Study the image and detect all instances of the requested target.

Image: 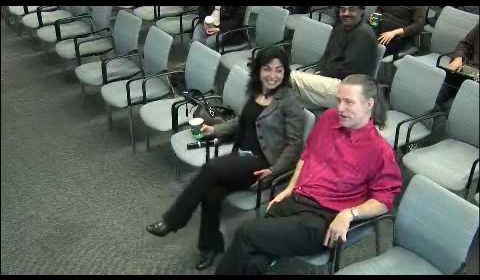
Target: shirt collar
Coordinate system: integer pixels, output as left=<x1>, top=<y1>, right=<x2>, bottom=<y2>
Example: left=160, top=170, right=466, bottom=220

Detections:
left=331, top=114, right=375, bottom=143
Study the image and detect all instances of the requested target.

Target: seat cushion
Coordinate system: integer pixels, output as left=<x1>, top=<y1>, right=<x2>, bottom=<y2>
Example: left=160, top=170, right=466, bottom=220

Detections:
left=101, top=77, right=171, bottom=108
left=394, top=53, right=450, bottom=69
left=379, top=110, right=431, bottom=148
left=336, top=246, right=442, bottom=275
left=402, top=139, right=479, bottom=191
left=75, top=58, right=141, bottom=86
left=56, top=36, right=113, bottom=60
left=22, top=9, right=72, bottom=29
left=140, top=97, right=193, bottom=132
left=220, top=49, right=252, bottom=71
left=8, top=6, right=39, bottom=16
left=170, top=129, right=234, bottom=167
left=37, top=21, right=91, bottom=43
left=133, top=6, right=155, bottom=21
left=286, top=14, right=309, bottom=30
left=155, top=13, right=197, bottom=35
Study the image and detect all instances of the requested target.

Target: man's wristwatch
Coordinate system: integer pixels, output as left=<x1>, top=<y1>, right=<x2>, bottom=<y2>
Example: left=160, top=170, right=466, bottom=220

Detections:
left=350, top=207, right=360, bottom=220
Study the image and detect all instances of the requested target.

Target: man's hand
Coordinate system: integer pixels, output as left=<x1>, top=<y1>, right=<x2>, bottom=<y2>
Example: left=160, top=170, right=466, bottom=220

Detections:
left=447, top=57, right=464, bottom=72
left=253, top=168, right=272, bottom=180
left=323, top=209, right=353, bottom=248
left=266, top=189, right=291, bottom=212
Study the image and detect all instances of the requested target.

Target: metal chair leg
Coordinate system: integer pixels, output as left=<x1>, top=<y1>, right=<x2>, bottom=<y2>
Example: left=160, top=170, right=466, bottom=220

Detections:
left=128, top=106, right=136, bottom=153
left=145, top=128, right=150, bottom=152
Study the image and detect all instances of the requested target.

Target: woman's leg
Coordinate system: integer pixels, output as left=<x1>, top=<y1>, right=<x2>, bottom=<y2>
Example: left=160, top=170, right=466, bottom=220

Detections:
left=197, top=154, right=269, bottom=252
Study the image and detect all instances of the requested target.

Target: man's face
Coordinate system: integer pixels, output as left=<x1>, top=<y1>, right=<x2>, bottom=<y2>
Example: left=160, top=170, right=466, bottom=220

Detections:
left=338, top=6, right=363, bottom=30
left=335, top=84, right=373, bottom=130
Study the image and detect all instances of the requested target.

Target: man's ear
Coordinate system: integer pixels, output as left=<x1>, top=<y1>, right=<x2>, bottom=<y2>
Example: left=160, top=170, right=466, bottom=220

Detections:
left=368, top=97, right=374, bottom=110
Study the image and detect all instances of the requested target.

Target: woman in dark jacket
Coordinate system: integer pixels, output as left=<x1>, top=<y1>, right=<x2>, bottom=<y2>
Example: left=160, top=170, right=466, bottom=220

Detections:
left=192, top=6, right=246, bottom=49
left=145, top=47, right=305, bottom=271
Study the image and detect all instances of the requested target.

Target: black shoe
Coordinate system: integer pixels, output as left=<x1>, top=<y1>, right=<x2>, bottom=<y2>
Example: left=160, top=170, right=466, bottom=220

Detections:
left=195, top=250, right=218, bottom=271
left=146, top=220, right=173, bottom=237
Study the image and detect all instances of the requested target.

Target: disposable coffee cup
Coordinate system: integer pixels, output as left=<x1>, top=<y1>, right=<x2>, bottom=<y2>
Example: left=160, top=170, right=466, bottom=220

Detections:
left=204, top=16, right=215, bottom=28
left=189, top=117, right=204, bottom=140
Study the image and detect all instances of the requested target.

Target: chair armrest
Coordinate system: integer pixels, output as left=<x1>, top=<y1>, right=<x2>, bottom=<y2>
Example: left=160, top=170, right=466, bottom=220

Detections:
left=393, top=110, right=440, bottom=151
left=296, top=61, right=321, bottom=72
left=217, top=25, right=255, bottom=54
left=54, top=14, right=93, bottom=41
left=403, top=111, right=448, bottom=149
left=436, top=52, right=454, bottom=68
left=73, top=30, right=112, bottom=65
left=331, top=213, right=396, bottom=273
left=36, top=6, right=59, bottom=27
left=466, top=159, right=480, bottom=200
left=128, top=69, right=185, bottom=106
left=309, top=6, right=333, bottom=22
left=101, top=49, right=142, bottom=84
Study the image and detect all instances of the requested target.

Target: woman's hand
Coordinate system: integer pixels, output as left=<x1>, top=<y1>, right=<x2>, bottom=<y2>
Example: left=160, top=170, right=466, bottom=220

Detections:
left=200, top=124, right=215, bottom=136
left=266, top=188, right=291, bottom=212
left=203, top=23, right=220, bottom=35
left=378, top=29, right=402, bottom=46
left=447, top=57, right=464, bottom=72
left=253, top=168, right=272, bottom=179
left=323, top=209, right=353, bottom=248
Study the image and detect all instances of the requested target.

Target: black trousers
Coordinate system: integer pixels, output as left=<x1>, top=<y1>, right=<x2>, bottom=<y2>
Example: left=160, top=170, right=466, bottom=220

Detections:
left=162, top=153, right=269, bottom=252
left=215, top=195, right=336, bottom=274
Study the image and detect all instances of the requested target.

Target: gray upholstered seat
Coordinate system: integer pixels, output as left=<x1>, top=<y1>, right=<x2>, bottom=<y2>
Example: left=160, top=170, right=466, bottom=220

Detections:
left=394, top=6, right=478, bottom=68
left=288, top=17, right=332, bottom=71
left=154, top=9, right=198, bottom=35
left=226, top=108, right=317, bottom=211
left=139, top=42, right=221, bottom=150
left=21, top=7, right=72, bottom=29
left=378, top=55, right=445, bottom=149
left=170, top=66, right=250, bottom=167
left=55, top=6, right=113, bottom=60
left=133, top=6, right=183, bottom=21
left=101, top=26, right=174, bottom=151
left=74, top=10, right=142, bottom=92
left=402, top=80, right=479, bottom=197
left=36, top=6, right=91, bottom=44
left=220, top=6, right=289, bottom=71
left=336, top=175, right=479, bottom=275
left=8, top=6, right=39, bottom=16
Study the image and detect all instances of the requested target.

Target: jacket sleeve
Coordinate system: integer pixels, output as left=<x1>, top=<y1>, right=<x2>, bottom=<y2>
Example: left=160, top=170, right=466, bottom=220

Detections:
left=402, top=6, right=427, bottom=37
left=269, top=94, right=305, bottom=175
left=452, top=24, right=478, bottom=62
left=213, top=116, right=239, bottom=139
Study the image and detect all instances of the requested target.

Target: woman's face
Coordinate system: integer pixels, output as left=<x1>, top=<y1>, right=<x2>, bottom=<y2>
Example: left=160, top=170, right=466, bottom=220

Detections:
left=260, top=58, right=285, bottom=93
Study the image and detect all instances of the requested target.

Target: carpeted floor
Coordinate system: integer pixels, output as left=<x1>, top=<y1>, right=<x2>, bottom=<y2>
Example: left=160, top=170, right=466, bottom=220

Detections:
left=1, top=16, right=478, bottom=275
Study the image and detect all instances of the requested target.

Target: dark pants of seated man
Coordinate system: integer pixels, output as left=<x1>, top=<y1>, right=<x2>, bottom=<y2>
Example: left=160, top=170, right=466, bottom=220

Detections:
left=215, top=194, right=337, bottom=274
left=162, top=153, right=269, bottom=253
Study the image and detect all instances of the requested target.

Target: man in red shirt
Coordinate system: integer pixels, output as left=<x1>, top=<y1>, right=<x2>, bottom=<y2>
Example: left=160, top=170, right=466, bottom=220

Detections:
left=215, top=74, right=403, bottom=274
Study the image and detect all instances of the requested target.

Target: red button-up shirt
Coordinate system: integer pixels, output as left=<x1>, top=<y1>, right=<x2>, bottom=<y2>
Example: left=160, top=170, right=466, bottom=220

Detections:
left=294, top=109, right=403, bottom=212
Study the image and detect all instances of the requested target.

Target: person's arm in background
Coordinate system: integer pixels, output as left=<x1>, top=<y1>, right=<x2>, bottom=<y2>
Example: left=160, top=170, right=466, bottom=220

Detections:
left=448, top=24, right=478, bottom=71
left=378, top=6, right=426, bottom=46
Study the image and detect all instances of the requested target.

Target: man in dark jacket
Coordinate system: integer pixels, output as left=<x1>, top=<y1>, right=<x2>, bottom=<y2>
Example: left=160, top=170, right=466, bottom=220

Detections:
left=192, top=6, right=246, bottom=50
left=290, top=6, right=378, bottom=110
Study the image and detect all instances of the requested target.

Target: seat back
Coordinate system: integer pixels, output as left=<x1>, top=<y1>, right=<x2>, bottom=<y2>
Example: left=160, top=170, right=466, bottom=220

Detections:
left=222, top=65, right=250, bottom=115
left=446, top=80, right=480, bottom=147
left=185, top=41, right=221, bottom=93
left=68, top=6, right=89, bottom=16
left=142, top=26, right=173, bottom=75
left=112, top=10, right=142, bottom=55
left=372, top=44, right=386, bottom=79
left=291, top=17, right=332, bottom=67
left=303, top=108, right=316, bottom=143
left=255, top=6, right=289, bottom=48
left=396, top=175, right=479, bottom=274
left=430, top=6, right=479, bottom=54
left=390, top=55, right=445, bottom=117
left=90, top=6, right=113, bottom=30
